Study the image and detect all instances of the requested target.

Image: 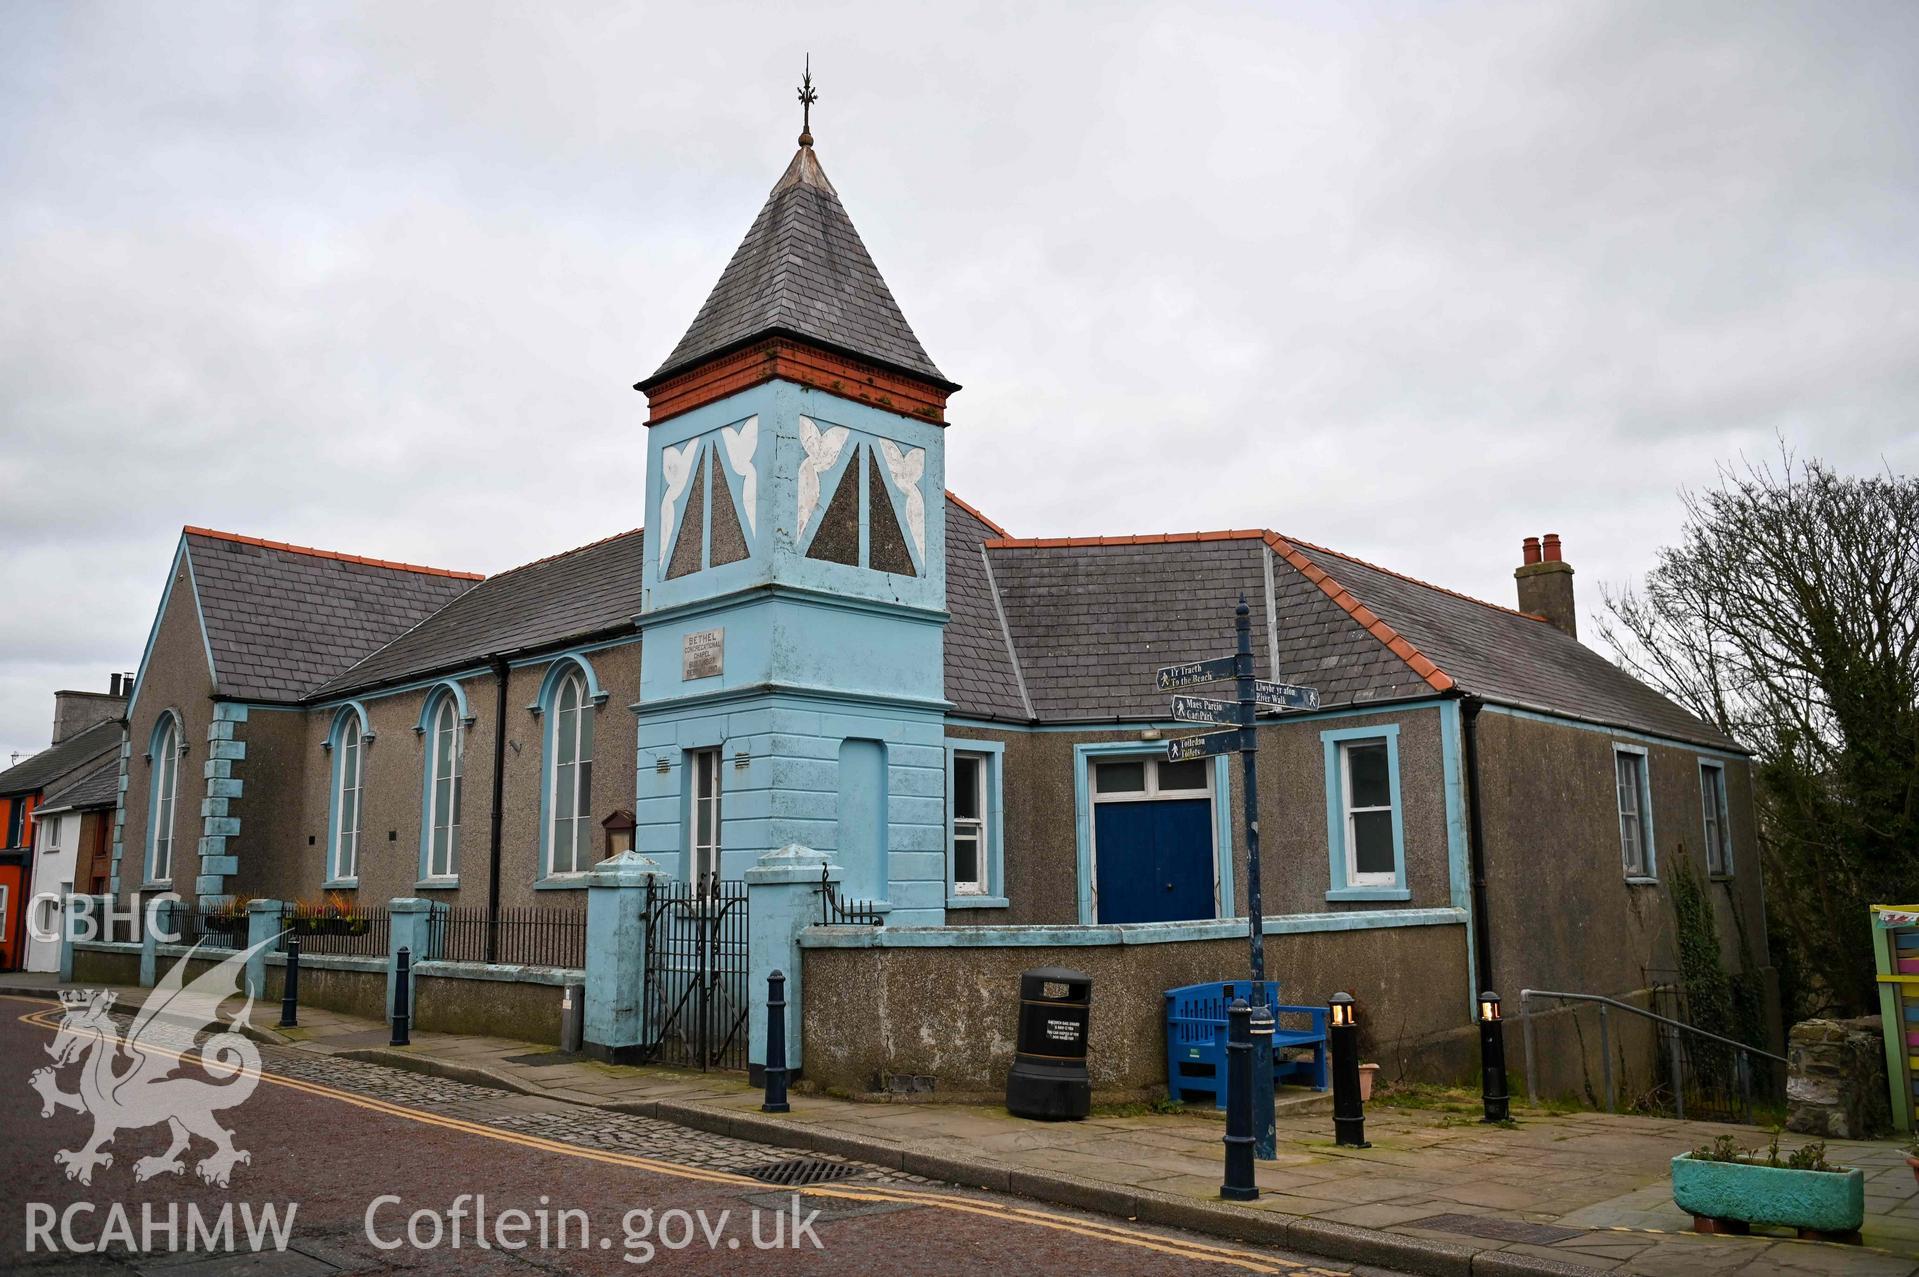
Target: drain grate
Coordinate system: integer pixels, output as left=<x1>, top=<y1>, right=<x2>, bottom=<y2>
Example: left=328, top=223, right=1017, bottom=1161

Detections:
left=748, top=1157, right=867, bottom=1187
left=1406, top=1213, right=1585, bottom=1246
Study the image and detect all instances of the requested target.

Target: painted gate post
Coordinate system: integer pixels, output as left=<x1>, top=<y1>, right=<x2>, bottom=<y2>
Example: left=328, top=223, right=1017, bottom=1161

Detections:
left=388, top=898, right=435, bottom=1026
left=57, top=893, right=101, bottom=983
left=139, top=895, right=182, bottom=987
left=584, top=850, right=665, bottom=1062
left=746, top=844, right=838, bottom=1082
left=244, top=898, right=284, bottom=1001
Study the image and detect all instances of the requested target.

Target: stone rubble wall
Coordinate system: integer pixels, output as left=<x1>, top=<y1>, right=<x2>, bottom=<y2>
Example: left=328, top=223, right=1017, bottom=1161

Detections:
left=1785, top=1015, right=1890, bottom=1139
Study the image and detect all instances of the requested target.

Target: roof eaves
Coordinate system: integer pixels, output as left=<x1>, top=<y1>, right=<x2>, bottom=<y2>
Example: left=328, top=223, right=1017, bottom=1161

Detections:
left=182, top=526, right=484, bottom=581
left=638, top=325, right=960, bottom=395
left=1476, top=693, right=1748, bottom=756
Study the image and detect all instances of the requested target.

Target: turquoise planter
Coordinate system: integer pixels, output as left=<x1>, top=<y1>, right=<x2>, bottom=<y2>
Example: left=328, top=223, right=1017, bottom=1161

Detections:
left=1670, top=1153, right=1865, bottom=1233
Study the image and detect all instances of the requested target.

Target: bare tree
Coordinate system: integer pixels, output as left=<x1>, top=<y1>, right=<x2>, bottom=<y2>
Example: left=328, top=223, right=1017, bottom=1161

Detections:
left=1599, top=451, right=1919, bottom=1015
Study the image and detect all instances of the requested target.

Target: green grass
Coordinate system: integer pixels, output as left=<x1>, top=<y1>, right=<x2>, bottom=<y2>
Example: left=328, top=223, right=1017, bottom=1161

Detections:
left=1088, top=1096, right=1193, bottom=1118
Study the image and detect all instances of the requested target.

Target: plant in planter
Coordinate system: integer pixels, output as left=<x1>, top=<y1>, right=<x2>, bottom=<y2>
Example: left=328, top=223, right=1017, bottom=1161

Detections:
left=200, top=894, right=254, bottom=934
left=1671, top=1130, right=1865, bottom=1243
left=286, top=892, right=372, bottom=937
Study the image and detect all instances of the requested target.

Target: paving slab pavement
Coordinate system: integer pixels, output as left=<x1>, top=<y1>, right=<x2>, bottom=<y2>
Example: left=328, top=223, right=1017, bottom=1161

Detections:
left=6, top=972, right=1913, bottom=1277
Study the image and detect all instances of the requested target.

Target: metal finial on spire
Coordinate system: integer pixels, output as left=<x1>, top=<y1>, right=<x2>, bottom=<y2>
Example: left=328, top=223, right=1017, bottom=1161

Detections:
left=797, top=54, right=817, bottom=148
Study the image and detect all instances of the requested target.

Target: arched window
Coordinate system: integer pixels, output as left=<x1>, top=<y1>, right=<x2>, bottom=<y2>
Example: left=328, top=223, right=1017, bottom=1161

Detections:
left=546, top=668, right=594, bottom=875
left=423, top=694, right=462, bottom=881
left=147, top=714, right=181, bottom=883
left=330, top=712, right=365, bottom=882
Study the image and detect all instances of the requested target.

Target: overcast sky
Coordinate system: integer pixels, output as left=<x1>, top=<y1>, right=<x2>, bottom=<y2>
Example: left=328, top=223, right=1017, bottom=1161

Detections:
left=3, top=1, right=1915, bottom=763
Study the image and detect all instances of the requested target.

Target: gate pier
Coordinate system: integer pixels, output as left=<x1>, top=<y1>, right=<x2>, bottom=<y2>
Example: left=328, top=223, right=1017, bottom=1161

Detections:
left=747, top=844, right=840, bottom=1084
left=583, top=850, right=665, bottom=1063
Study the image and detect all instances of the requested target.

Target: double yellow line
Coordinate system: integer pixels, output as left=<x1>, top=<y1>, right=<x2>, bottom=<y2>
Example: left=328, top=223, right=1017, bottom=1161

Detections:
left=12, top=1001, right=1339, bottom=1275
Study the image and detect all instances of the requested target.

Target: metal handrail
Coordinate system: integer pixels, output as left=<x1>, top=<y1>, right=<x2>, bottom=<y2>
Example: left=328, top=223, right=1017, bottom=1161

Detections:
left=1519, top=987, right=1784, bottom=1120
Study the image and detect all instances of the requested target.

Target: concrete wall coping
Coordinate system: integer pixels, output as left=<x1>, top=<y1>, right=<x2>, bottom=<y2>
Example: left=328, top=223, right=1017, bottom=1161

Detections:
left=73, top=941, right=143, bottom=955
left=414, top=959, right=583, bottom=986
left=800, top=907, right=1468, bottom=949
left=263, top=952, right=386, bottom=974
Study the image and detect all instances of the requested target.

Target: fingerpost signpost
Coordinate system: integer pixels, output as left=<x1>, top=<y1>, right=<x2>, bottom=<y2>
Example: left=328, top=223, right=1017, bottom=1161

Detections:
left=1158, top=595, right=1319, bottom=1164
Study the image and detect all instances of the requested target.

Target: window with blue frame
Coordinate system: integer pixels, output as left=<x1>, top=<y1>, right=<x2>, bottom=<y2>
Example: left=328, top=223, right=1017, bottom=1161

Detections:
left=946, top=741, right=1005, bottom=907
left=328, top=710, right=365, bottom=883
left=1699, top=760, right=1732, bottom=878
left=545, top=668, right=595, bottom=876
left=147, top=712, right=182, bottom=883
left=1321, top=724, right=1407, bottom=901
left=422, top=693, right=462, bottom=881
left=1615, top=744, right=1655, bottom=880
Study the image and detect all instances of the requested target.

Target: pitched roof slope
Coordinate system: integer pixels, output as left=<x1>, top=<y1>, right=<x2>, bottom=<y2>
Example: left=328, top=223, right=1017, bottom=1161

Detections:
left=37, top=757, right=121, bottom=813
left=987, top=538, right=1287, bottom=721
left=973, top=529, right=1735, bottom=747
left=645, top=146, right=949, bottom=387
left=944, top=496, right=1028, bottom=720
left=186, top=529, right=480, bottom=703
left=0, top=719, right=120, bottom=797
left=313, top=528, right=647, bottom=698
left=1294, top=542, right=1736, bottom=749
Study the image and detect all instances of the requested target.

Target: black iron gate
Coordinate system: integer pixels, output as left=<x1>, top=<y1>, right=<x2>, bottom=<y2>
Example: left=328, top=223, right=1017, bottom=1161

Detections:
left=639, top=876, right=748, bottom=1071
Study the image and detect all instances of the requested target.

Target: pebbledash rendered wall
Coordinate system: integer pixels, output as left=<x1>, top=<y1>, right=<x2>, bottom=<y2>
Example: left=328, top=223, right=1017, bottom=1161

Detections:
left=799, top=917, right=1476, bottom=1098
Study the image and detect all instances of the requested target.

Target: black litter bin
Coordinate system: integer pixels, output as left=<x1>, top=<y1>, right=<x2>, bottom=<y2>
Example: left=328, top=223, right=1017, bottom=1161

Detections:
left=1005, top=967, right=1092, bottom=1120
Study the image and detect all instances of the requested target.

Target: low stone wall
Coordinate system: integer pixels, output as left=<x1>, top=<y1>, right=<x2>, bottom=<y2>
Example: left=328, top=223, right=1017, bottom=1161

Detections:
left=263, top=954, right=387, bottom=1023
left=413, top=963, right=579, bottom=1045
left=1787, top=1016, right=1890, bottom=1138
left=800, top=919, right=1473, bottom=1098
left=71, top=943, right=140, bottom=987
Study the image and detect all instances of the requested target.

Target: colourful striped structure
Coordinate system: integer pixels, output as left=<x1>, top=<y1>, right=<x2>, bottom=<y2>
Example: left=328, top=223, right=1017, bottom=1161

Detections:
left=1871, top=903, right=1919, bottom=1133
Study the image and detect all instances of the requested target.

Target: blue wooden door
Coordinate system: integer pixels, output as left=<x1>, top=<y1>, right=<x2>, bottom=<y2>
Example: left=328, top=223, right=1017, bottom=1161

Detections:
left=1094, top=799, right=1214, bottom=924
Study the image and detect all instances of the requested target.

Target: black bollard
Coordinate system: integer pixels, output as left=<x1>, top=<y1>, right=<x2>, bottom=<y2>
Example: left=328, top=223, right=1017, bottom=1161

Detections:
left=762, top=969, right=791, bottom=1114
left=1221, top=998, right=1258, bottom=1201
left=1329, top=992, right=1370, bottom=1148
left=279, top=935, right=300, bottom=1028
left=1479, top=991, right=1509, bottom=1123
left=390, top=946, right=411, bottom=1047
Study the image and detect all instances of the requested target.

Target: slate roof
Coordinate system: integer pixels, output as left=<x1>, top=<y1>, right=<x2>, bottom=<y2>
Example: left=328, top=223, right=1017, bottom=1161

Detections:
left=36, top=757, right=121, bottom=813
left=186, top=529, right=481, bottom=703
left=0, top=719, right=121, bottom=797
left=643, top=146, right=951, bottom=389
left=1298, top=541, right=1736, bottom=748
left=312, top=528, right=648, bottom=698
left=944, top=496, right=1030, bottom=721
left=977, top=530, right=1738, bottom=750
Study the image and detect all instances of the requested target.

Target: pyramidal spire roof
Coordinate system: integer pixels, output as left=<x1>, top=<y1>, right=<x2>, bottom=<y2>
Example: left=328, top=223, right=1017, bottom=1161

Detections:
left=643, top=145, right=953, bottom=390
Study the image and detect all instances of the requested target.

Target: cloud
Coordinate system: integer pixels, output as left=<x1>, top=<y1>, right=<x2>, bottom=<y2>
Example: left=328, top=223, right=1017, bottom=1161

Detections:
left=1, top=0, right=1914, bottom=760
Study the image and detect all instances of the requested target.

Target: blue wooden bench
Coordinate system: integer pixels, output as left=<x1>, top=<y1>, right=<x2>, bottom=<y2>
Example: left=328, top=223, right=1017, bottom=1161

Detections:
left=1165, top=980, right=1330, bottom=1108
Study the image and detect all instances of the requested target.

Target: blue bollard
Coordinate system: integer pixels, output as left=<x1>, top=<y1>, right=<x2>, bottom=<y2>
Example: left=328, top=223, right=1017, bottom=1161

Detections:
left=1221, top=998, right=1258, bottom=1201
left=762, top=969, right=790, bottom=1114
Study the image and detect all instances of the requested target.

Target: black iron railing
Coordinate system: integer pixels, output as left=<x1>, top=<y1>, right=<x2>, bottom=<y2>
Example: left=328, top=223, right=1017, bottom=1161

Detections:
left=1519, top=988, right=1785, bottom=1123
left=281, top=903, right=389, bottom=958
left=430, top=904, right=587, bottom=969
left=174, top=905, right=245, bottom=950
left=817, top=865, right=885, bottom=926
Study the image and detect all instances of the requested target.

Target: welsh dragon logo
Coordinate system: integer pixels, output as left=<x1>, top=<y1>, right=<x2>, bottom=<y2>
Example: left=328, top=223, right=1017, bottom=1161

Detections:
left=29, top=939, right=269, bottom=1187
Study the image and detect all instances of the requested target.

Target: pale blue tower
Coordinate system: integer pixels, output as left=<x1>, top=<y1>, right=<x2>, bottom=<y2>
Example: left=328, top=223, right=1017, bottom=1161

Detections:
left=631, top=117, right=961, bottom=928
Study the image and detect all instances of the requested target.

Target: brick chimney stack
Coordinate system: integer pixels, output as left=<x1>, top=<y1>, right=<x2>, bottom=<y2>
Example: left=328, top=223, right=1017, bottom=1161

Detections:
left=1515, top=533, right=1577, bottom=639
